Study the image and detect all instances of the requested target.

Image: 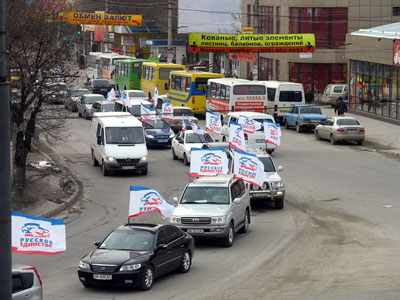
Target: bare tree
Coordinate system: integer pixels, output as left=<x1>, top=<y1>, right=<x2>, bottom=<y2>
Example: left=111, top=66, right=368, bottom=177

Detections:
left=7, top=0, right=76, bottom=196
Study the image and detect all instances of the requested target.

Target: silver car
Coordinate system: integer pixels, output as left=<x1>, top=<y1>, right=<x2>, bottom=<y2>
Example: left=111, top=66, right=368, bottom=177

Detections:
left=77, top=94, right=105, bottom=120
left=170, top=174, right=251, bottom=247
left=315, top=117, right=365, bottom=145
left=89, top=100, right=115, bottom=119
left=12, top=264, right=43, bottom=300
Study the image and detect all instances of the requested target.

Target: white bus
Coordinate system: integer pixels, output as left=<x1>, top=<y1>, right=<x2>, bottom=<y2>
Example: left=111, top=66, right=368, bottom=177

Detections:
left=98, top=53, right=132, bottom=86
left=206, top=78, right=267, bottom=116
left=259, top=81, right=305, bottom=122
left=86, top=52, right=102, bottom=82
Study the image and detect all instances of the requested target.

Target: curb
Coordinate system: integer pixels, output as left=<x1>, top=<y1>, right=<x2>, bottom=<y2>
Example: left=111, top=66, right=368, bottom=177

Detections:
left=36, top=142, right=83, bottom=219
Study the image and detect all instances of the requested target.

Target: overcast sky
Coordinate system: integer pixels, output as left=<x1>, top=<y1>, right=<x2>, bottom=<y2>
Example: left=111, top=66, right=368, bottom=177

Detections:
left=178, top=0, right=241, bottom=34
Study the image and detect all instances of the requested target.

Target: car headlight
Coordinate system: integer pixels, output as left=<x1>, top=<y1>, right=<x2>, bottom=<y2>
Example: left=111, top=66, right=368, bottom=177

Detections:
left=170, top=216, right=181, bottom=224
left=169, top=133, right=175, bottom=138
left=78, top=261, right=90, bottom=269
left=140, top=156, right=147, bottom=162
left=119, top=263, right=141, bottom=272
left=211, top=216, right=226, bottom=224
left=106, top=156, right=116, bottom=162
left=146, top=135, right=155, bottom=139
left=270, top=181, right=284, bottom=189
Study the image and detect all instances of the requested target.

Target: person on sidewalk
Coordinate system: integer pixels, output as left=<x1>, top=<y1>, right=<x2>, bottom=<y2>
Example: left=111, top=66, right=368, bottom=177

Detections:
left=335, top=97, right=347, bottom=117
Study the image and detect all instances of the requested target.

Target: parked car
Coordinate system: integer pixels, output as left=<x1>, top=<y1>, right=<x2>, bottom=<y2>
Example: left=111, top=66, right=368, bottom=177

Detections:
left=315, top=116, right=365, bottom=145
left=320, top=84, right=348, bottom=107
left=77, top=223, right=194, bottom=290
left=221, top=111, right=276, bottom=154
left=167, top=106, right=198, bottom=133
left=12, top=264, right=43, bottom=300
left=170, top=174, right=251, bottom=247
left=86, top=79, right=112, bottom=97
left=89, top=100, right=115, bottom=119
left=245, top=149, right=285, bottom=209
left=142, top=118, right=175, bottom=147
left=43, top=82, right=68, bottom=104
left=123, top=89, right=148, bottom=101
left=283, top=105, right=327, bottom=133
left=77, top=94, right=105, bottom=119
left=171, top=130, right=214, bottom=165
left=65, top=88, right=91, bottom=112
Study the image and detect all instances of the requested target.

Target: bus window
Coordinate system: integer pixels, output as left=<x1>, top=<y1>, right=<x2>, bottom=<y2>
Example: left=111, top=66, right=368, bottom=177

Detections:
left=220, top=85, right=226, bottom=100
left=267, top=88, right=276, bottom=101
left=180, top=77, right=186, bottom=91
left=210, top=82, right=217, bottom=97
left=215, top=84, right=221, bottom=99
left=185, top=77, right=191, bottom=92
left=226, top=86, right=231, bottom=100
left=133, top=63, right=142, bottom=77
left=233, top=85, right=266, bottom=95
left=159, top=68, right=183, bottom=80
left=195, top=77, right=208, bottom=92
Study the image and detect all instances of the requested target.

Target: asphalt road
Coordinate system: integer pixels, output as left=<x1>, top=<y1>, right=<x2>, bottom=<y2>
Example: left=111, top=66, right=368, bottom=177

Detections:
left=13, top=114, right=400, bottom=300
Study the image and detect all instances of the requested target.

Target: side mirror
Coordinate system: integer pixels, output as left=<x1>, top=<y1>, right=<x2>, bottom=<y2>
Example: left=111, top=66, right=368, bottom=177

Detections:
left=172, top=197, right=178, bottom=204
left=94, top=241, right=101, bottom=247
left=277, top=166, right=283, bottom=172
left=233, top=197, right=241, bottom=204
left=96, top=136, right=101, bottom=145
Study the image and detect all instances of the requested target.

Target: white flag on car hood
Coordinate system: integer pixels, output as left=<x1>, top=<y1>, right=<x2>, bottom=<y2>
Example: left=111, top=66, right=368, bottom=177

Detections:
left=190, top=148, right=229, bottom=177
left=206, top=110, right=222, bottom=134
left=233, top=149, right=266, bottom=188
left=229, top=121, right=246, bottom=151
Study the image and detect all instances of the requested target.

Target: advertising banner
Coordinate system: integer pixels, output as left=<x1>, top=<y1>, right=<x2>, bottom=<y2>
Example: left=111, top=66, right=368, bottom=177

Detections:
left=161, top=102, right=173, bottom=120
left=228, top=53, right=256, bottom=62
left=264, top=121, right=281, bottom=147
left=206, top=110, right=222, bottom=134
left=238, top=115, right=262, bottom=134
left=229, top=122, right=246, bottom=151
left=394, top=41, right=400, bottom=66
left=233, top=149, right=266, bottom=188
left=129, top=187, right=174, bottom=219
left=12, top=212, right=66, bottom=255
left=65, top=12, right=142, bottom=26
left=190, top=148, right=229, bottom=177
left=189, top=33, right=315, bottom=53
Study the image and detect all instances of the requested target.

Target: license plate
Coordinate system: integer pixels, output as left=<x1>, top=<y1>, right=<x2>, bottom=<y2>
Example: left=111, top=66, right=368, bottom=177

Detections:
left=313, top=120, right=321, bottom=123
left=256, top=139, right=265, bottom=143
left=93, top=274, right=112, bottom=280
left=122, top=166, right=136, bottom=170
left=187, top=229, right=204, bottom=234
left=158, top=139, right=168, bottom=143
left=256, top=193, right=269, bottom=197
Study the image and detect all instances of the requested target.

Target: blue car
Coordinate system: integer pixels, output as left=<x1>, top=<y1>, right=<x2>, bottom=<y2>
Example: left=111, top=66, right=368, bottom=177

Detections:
left=283, top=105, right=327, bottom=133
left=142, top=119, right=175, bottom=147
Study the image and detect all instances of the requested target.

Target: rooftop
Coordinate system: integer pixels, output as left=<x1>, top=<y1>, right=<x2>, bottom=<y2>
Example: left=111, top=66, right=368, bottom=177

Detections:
left=351, top=22, right=400, bottom=40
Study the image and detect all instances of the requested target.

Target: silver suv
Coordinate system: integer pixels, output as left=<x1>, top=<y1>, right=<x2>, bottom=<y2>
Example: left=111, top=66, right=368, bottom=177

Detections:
left=12, top=264, right=43, bottom=300
left=170, top=174, right=251, bottom=247
left=247, top=149, right=285, bottom=209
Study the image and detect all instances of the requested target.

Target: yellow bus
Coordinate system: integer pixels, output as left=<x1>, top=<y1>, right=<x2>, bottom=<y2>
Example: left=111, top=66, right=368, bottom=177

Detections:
left=167, top=71, right=224, bottom=115
left=141, top=62, right=186, bottom=99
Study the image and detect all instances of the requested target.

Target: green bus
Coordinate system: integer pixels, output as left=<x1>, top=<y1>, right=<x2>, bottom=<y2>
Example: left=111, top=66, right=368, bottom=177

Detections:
left=114, top=58, right=159, bottom=91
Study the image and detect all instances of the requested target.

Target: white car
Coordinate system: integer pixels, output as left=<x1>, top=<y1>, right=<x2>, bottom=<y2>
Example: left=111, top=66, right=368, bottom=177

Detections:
left=171, top=130, right=215, bottom=165
left=123, top=89, right=148, bottom=101
left=12, top=264, right=43, bottom=300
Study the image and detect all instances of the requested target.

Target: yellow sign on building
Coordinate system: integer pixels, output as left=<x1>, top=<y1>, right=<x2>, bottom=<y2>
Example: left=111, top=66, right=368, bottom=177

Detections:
left=189, top=33, right=315, bottom=53
left=65, top=12, right=142, bottom=26
left=242, top=27, right=254, bottom=34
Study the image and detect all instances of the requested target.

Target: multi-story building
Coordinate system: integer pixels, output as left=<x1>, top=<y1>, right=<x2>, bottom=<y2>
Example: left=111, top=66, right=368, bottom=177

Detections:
left=241, top=0, right=400, bottom=101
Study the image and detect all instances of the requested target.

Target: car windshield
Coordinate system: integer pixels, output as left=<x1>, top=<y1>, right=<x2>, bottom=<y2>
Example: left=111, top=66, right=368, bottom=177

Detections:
left=101, top=103, right=114, bottom=112
left=259, top=157, right=276, bottom=172
left=99, top=229, right=154, bottom=251
left=128, top=91, right=146, bottom=98
left=71, top=90, right=90, bottom=97
left=337, top=119, right=360, bottom=126
left=173, top=109, right=194, bottom=117
left=181, top=187, right=229, bottom=204
left=142, top=119, right=169, bottom=129
left=186, top=133, right=214, bottom=143
left=127, top=103, right=155, bottom=117
left=105, top=127, right=145, bottom=144
left=93, top=80, right=111, bottom=87
left=300, top=107, right=321, bottom=114
left=86, top=96, right=104, bottom=104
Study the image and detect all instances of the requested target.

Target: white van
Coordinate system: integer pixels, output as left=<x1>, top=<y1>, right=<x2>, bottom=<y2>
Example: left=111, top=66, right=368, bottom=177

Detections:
left=220, top=111, right=276, bottom=154
left=260, top=81, right=305, bottom=123
left=90, top=112, right=148, bottom=176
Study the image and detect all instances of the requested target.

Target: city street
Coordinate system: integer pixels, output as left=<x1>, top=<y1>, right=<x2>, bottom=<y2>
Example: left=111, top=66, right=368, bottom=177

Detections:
left=12, top=114, right=400, bottom=300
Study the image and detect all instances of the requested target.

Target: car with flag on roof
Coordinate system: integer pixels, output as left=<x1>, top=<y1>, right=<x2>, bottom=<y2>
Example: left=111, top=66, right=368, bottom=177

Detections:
left=166, top=106, right=198, bottom=133
left=142, top=118, right=175, bottom=147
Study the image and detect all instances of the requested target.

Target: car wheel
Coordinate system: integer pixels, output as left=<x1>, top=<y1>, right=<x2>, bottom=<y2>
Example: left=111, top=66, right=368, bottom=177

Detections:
left=183, top=153, right=189, bottom=166
left=275, top=198, right=284, bottom=209
left=330, top=134, right=336, bottom=145
left=85, top=111, right=90, bottom=120
left=222, top=136, right=226, bottom=142
left=222, top=223, right=234, bottom=247
left=102, top=161, right=109, bottom=176
left=78, top=111, right=82, bottom=117
left=172, top=148, right=178, bottom=160
left=357, top=140, right=364, bottom=146
left=296, top=123, right=302, bottom=133
left=138, top=266, right=154, bottom=291
left=141, top=168, right=148, bottom=175
left=178, top=251, right=191, bottom=273
left=267, top=149, right=274, bottom=155
left=284, top=119, right=289, bottom=129
left=92, top=150, right=99, bottom=166
left=239, top=210, right=250, bottom=233
left=315, top=130, right=321, bottom=140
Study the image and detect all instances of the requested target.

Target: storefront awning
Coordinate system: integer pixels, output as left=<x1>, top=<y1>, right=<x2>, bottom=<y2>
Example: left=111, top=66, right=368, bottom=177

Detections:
left=351, top=22, right=400, bottom=40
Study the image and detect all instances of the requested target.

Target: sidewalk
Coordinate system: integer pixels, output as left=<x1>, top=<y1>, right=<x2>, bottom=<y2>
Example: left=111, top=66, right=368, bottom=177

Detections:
left=320, top=106, right=400, bottom=157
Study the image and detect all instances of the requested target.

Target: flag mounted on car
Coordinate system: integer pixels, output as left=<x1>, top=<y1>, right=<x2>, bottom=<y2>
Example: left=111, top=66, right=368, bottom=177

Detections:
left=190, top=148, right=229, bottom=177
left=129, top=186, right=174, bottom=219
left=206, top=110, right=222, bottom=134
left=161, top=102, right=173, bottom=120
left=189, top=120, right=204, bottom=135
left=141, top=104, right=157, bottom=121
left=264, top=121, right=281, bottom=147
left=229, top=121, right=246, bottom=151
left=233, top=149, right=266, bottom=188
left=238, top=115, right=262, bottom=134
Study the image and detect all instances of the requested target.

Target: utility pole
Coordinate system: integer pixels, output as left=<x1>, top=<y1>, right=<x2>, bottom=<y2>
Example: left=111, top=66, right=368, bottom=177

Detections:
left=254, top=0, right=259, bottom=80
left=0, top=0, right=12, bottom=298
left=167, top=0, right=173, bottom=62
left=104, top=0, right=108, bottom=52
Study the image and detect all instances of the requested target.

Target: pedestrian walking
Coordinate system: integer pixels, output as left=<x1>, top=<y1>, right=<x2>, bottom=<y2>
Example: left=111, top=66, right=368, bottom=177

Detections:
left=334, top=97, right=347, bottom=116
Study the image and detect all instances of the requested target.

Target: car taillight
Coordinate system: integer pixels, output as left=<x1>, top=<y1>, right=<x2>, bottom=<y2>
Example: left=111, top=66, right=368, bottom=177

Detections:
left=336, top=128, right=345, bottom=132
left=359, top=128, right=365, bottom=132
left=304, top=118, right=310, bottom=121
left=274, top=104, right=278, bottom=112
left=192, top=97, right=195, bottom=104
left=23, top=266, right=42, bottom=286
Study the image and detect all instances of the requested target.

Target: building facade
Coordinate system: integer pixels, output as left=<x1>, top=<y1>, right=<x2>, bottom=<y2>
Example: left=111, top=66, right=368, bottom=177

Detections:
left=241, top=0, right=400, bottom=101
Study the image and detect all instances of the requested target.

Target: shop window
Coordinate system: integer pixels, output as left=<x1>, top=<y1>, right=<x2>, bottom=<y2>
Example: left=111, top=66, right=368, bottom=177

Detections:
left=393, top=7, right=400, bottom=16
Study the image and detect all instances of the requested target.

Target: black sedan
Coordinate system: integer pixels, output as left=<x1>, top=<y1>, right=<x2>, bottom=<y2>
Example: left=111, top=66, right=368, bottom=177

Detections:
left=86, top=79, right=112, bottom=97
left=77, top=223, right=194, bottom=290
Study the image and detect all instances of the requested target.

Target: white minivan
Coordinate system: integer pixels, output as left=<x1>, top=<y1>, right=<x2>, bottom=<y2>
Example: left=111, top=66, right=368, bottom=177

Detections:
left=220, top=111, right=277, bottom=154
left=260, top=81, right=305, bottom=123
left=90, top=112, right=148, bottom=176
